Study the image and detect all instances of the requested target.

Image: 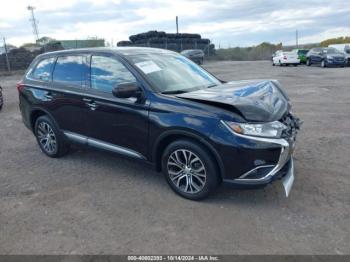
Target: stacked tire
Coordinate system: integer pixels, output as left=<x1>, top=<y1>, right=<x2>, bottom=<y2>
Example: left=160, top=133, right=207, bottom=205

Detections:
left=117, top=30, right=215, bottom=55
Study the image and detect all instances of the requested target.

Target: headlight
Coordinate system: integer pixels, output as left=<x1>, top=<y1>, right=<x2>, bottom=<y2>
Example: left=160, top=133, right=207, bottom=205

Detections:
left=224, top=121, right=287, bottom=138
left=327, top=55, right=334, bottom=60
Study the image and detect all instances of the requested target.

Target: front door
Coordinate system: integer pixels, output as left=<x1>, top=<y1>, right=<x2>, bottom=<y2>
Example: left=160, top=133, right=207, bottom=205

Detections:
left=84, top=54, right=149, bottom=158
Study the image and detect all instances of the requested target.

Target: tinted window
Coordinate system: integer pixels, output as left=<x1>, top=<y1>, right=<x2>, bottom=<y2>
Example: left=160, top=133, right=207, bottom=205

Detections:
left=32, top=57, right=55, bottom=81
left=91, top=56, right=136, bottom=93
left=53, top=56, right=86, bottom=86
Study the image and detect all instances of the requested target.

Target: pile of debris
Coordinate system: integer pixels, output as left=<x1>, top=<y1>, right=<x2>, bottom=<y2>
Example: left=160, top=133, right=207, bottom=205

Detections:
left=117, top=31, right=215, bottom=55
left=0, top=41, right=63, bottom=71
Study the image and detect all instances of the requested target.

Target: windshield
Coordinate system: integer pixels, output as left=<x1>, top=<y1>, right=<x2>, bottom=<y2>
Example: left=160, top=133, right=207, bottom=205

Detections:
left=128, top=53, right=221, bottom=94
left=323, top=48, right=341, bottom=54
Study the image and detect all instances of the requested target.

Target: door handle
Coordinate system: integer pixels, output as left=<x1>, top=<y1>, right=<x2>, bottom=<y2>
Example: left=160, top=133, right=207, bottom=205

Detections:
left=82, top=98, right=93, bottom=103
left=44, top=92, right=53, bottom=99
left=83, top=98, right=98, bottom=110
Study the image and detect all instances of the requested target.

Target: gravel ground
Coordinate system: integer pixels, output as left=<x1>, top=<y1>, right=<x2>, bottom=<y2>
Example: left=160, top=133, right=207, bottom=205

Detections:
left=0, top=61, right=349, bottom=255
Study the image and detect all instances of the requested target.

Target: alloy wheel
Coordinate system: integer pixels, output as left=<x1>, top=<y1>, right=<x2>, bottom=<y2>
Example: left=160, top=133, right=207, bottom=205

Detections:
left=167, top=149, right=206, bottom=194
left=37, top=122, right=57, bottom=154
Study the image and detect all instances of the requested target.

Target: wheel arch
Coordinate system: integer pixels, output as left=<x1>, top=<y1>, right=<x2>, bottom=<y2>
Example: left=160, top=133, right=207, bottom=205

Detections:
left=152, top=130, right=225, bottom=180
left=30, top=108, right=57, bottom=132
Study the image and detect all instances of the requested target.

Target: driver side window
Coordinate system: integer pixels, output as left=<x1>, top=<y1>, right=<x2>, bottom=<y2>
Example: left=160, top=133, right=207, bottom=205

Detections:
left=90, top=56, right=136, bottom=93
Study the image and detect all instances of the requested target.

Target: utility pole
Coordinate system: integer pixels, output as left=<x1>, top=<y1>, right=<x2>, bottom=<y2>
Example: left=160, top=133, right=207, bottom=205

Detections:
left=176, top=16, right=179, bottom=34
left=3, top=37, right=11, bottom=72
left=27, top=5, right=39, bottom=42
left=296, top=29, right=298, bottom=48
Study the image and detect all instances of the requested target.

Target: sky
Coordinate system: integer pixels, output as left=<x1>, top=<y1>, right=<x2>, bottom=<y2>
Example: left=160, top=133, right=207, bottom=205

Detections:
left=1, top=0, right=349, bottom=48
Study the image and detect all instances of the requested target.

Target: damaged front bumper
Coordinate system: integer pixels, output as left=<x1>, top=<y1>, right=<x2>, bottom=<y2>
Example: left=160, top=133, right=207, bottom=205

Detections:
left=221, top=113, right=301, bottom=197
left=222, top=135, right=296, bottom=197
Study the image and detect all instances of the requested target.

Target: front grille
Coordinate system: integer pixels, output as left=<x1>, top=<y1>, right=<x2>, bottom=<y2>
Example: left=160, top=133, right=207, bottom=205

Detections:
left=280, top=112, right=302, bottom=141
left=334, top=58, right=345, bottom=63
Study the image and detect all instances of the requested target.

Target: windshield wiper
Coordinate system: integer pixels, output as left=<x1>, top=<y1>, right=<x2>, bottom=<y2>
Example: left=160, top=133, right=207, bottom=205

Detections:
left=207, top=84, right=217, bottom=88
left=161, top=90, right=189, bottom=94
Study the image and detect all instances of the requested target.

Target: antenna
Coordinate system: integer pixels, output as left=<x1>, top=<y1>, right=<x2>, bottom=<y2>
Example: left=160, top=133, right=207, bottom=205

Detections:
left=27, top=5, right=39, bottom=42
left=176, top=16, right=179, bottom=34
left=296, top=29, right=298, bottom=48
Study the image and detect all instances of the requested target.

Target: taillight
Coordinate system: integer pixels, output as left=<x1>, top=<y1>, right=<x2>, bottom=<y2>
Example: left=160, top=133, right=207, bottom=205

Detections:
left=16, top=81, right=25, bottom=92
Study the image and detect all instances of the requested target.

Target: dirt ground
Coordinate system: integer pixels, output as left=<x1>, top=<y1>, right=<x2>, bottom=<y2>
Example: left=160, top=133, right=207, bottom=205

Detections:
left=0, top=61, right=349, bottom=254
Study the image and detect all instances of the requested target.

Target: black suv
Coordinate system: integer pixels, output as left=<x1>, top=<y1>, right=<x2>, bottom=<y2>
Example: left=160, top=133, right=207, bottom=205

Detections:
left=306, top=47, right=346, bottom=67
left=18, top=47, right=301, bottom=200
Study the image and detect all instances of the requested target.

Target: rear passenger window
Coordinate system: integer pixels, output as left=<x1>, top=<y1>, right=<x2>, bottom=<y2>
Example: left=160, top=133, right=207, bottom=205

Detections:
left=32, top=58, right=55, bottom=81
left=53, top=56, right=87, bottom=87
left=90, top=56, right=136, bottom=93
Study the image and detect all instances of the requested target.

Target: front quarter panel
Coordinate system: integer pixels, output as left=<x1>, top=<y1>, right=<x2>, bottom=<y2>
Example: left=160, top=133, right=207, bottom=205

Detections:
left=148, top=93, right=242, bottom=161
left=149, top=93, right=219, bottom=137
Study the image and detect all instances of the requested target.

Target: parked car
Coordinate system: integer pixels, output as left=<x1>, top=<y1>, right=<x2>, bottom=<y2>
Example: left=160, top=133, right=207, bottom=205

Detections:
left=18, top=47, right=301, bottom=200
left=292, top=49, right=309, bottom=64
left=328, top=44, right=350, bottom=66
left=272, top=50, right=300, bottom=66
left=0, top=85, right=3, bottom=110
left=180, top=49, right=204, bottom=65
left=306, top=47, right=346, bottom=67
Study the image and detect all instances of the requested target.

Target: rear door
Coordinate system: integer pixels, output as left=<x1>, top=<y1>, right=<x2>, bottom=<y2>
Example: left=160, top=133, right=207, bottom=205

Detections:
left=50, top=54, right=91, bottom=136
left=83, top=54, right=149, bottom=158
left=311, top=48, right=322, bottom=63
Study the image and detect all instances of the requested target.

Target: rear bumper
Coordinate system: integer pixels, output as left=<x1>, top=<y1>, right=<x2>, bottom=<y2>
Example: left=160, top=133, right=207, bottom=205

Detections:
left=282, top=59, right=300, bottom=64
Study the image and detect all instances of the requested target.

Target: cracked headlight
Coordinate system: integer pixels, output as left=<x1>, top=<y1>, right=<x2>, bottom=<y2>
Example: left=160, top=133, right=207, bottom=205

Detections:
left=224, top=121, right=287, bottom=138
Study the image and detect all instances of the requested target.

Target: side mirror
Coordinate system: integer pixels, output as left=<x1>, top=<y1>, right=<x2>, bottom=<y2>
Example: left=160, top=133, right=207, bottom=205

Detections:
left=112, top=82, right=141, bottom=99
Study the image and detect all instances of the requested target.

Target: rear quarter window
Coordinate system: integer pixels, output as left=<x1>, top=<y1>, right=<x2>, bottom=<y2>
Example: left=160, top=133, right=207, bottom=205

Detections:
left=53, top=56, right=87, bottom=87
left=31, top=57, right=55, bottom=81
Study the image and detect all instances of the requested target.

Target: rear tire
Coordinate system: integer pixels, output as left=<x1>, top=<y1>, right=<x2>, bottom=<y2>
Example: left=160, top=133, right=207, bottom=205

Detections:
left=161, top=140, right=219, bottom=200
left=34, top=115, right=69, bottom=158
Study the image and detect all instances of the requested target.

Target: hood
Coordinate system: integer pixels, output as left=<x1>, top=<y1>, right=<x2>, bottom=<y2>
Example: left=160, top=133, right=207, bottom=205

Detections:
left=176, top=80, right=290, bottom=122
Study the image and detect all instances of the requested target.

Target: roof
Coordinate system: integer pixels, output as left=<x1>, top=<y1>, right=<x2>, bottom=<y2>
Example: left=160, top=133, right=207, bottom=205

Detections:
left=59, top=39, right=105, bottom=49
left=39, top=47, right=177, bottom=58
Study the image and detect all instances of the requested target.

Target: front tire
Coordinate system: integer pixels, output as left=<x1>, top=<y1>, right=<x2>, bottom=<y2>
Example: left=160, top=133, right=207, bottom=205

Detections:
left=162, top=140, right=219, bottom=200
left=306, top=59, right=311, bottom=66
left=321, top=60, right=326, bottom=68
left=34, top=115, right=69, bottom=158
